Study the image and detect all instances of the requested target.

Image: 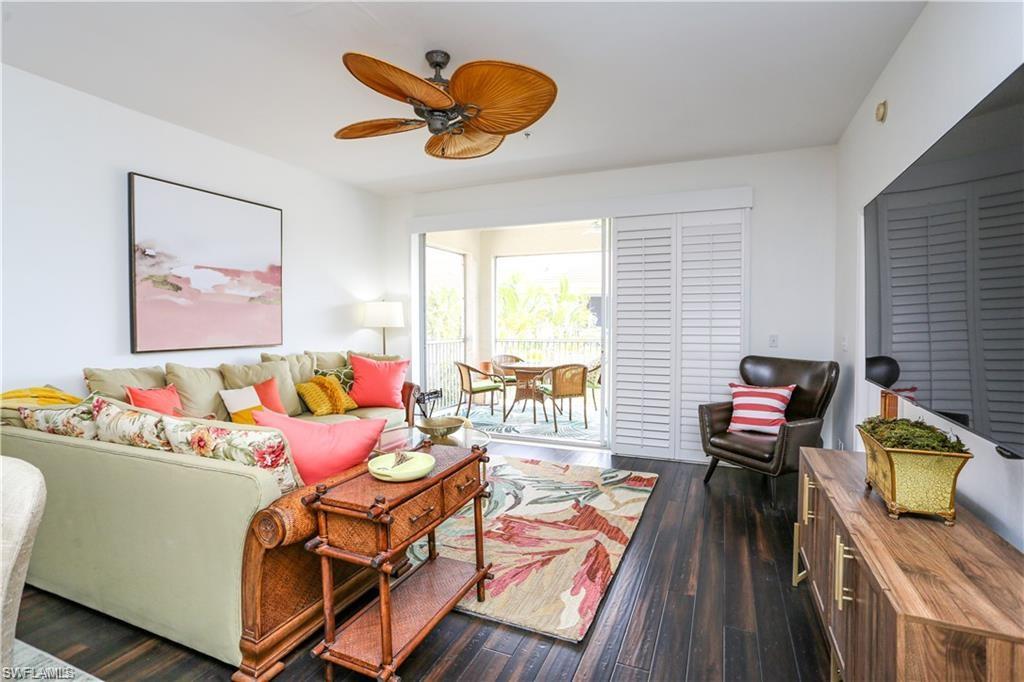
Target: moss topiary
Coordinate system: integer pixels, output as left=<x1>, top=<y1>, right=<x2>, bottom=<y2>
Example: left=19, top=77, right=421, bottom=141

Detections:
left=858, top=416, right=969, bottom=454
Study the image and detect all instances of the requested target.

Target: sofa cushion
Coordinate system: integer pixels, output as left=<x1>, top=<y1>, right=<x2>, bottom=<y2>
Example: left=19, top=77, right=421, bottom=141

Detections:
left=93, top=396, right=171, bottom=451
left=261, top=352, right=316, bottom=384
left=83, top=366, right=165, bottom=402
left=219, top=361, right=302, bottom=417
left=125, top=384, right=183, bottom=416
left=165, top=363, right=229, bottom=421
left=347, top=355, right=409, bottom=409
left=294, top=413, right=360, bottom=425
left=162, top=414, right=300, bottom=493
left=709, top=431, right=777, bottom=461
left=304, top=351, right=347, bottom=371
left=296, top=375, right=358, bottom=416
left=345, top=406, right=406, bottom=428
left=253, top=411, right=386, bottom=484
left=18, top=397, right=99, bottom=439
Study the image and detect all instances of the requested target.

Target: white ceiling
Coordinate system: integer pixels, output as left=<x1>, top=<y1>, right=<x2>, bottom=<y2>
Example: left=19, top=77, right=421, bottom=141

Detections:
left=1, top=2, right=923, bottom=196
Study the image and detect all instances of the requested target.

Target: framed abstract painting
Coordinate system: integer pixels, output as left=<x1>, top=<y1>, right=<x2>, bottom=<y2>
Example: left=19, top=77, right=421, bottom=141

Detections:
left=128, top=173, right=283, bottom=352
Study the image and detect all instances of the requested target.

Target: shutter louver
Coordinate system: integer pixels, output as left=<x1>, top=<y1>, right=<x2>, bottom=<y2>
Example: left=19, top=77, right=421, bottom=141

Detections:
left=678, top=212, right=745, bottom=456
left=880, top=187, right=973, bottom=423
left=973, top=173, right=1024, bottom=453
left=611, top=215, right=675, bottom=457
left=611, top=209, right=747, bottom=460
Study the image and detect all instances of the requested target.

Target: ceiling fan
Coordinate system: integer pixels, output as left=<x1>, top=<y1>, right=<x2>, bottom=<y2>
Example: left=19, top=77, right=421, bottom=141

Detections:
left=335, top=50, right=557, bottom=159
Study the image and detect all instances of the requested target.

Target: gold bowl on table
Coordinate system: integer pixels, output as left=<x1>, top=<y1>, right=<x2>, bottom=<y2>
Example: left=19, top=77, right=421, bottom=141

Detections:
left=414, top=416, right=466, bottom=438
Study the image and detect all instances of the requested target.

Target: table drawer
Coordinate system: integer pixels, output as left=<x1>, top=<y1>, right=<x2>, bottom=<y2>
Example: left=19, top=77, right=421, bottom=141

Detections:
left=390, top=484, right=442, bottom=547
left=444, top=461, right=480, bottom=513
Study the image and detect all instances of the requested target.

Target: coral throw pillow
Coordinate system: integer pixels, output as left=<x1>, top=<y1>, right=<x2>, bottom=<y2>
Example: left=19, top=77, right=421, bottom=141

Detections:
left=125, top=384, right=183, bottom=416
left=347, top=354, right=409, bottom=409
left=253, top=411, right=386, bottom=484
left=252, top=377, right=288, bottom=414
left=727, top=382, right=797, bottom=435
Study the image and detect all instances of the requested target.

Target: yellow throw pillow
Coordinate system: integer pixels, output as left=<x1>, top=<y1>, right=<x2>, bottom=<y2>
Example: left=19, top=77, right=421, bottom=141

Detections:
left=296, top=375, right=358, bottom=416
left=218, top=386, right=264, bottom=425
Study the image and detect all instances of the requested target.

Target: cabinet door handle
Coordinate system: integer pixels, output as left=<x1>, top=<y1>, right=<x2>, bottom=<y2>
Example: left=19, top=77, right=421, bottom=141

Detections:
left=835, top=535, right=855, bottom=610
left=802, top=474, right=816, bottom=524
left=409, top=505, right=435, bottom=524
left=456, top=478, right=476, bottom=493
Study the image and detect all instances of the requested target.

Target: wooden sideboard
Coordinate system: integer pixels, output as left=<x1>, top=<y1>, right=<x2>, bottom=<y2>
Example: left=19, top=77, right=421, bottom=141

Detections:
left=793, top=448, right=1024, bottom=681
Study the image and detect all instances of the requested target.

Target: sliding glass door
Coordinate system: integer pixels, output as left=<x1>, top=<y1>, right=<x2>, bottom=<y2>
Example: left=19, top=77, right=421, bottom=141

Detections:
left=424, top=246, right=466, bottom=409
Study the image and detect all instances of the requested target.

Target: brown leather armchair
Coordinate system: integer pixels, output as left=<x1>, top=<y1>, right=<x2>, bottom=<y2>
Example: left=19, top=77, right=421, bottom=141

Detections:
left=699, top=355, right=839, bottom=485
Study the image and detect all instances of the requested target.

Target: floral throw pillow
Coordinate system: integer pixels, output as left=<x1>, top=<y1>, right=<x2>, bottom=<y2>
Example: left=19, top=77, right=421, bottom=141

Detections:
left=18, top=395, right=100, bottom=440
left=162, top=415, right=299, bottom=493
left=93, top=396, right=171, bottom=450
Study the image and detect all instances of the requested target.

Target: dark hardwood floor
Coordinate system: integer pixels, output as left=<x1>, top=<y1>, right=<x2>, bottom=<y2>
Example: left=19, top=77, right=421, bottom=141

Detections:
left=15, top=442, right=830, bottom=681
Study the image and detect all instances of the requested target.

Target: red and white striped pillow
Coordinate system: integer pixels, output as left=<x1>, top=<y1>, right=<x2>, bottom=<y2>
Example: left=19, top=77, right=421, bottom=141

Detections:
left=727, top=382, right=797, bottom=435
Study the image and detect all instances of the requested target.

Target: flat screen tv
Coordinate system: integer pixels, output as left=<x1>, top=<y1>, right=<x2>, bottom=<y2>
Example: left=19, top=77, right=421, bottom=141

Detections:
left=864, top=64, right=1024, bottom=459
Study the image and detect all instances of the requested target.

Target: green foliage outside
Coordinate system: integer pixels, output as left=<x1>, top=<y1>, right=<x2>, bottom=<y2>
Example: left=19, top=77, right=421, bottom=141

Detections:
left=859, top=417, right=969, bottom=453
left=495, top=273, right=597, bottom=340
left=426, top=287, right=464, bottom=340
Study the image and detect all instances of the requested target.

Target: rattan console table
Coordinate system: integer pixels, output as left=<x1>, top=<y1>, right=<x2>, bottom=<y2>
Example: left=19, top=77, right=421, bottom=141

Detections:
left=303, top=439, right=492, bottom=681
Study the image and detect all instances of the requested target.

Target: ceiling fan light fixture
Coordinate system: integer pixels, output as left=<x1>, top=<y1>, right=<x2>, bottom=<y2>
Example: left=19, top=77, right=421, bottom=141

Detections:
left=335, top=49, right=556, bottom=159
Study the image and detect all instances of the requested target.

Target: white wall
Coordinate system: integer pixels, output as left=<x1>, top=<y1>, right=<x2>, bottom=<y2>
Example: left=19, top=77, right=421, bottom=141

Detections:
left=833, top=3, right=1024, bottom=547
left=2, top=66, right=388, bottom=393
left=386, top=145, right=839, bottom=440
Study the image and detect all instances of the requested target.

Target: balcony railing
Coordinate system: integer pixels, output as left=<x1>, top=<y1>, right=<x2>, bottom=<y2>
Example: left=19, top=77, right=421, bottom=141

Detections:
left=494, top=338, right=602, bottom=366
left=425, top=339, right=466, bottom=408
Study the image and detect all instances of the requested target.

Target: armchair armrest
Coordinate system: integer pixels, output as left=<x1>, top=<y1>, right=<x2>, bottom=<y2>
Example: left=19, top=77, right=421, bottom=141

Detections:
left=402, top=381, right=421, bottom=425
left=775, top=417, right=824, bottom=472
left=698, top=400, right=733, bottom=438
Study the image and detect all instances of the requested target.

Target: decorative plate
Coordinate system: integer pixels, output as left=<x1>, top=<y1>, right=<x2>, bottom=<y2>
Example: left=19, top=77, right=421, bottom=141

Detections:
left=368, top=451, right=436, bottom=482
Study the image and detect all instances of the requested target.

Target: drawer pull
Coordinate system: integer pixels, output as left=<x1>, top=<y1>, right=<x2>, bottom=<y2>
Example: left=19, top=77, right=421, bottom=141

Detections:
left=802, top=474, right=817, bottom=524
left=455, top=478, right=476, bottom=493
left=835, top=535, right=855, bottom=610
left=409, top=505, right=436, bottom=524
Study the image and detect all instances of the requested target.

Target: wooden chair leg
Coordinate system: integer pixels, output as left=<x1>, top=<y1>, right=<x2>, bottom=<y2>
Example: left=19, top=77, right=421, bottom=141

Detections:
left=703, top=457, right=720, bottom=484
left=569, top=397, right=573, bottom=421
left=455, top=393, right=463, bottom=417
left=541, top=397, right=548, bottom=423
left=591, top=388, right=597, bottom=410
left=490, top=391, right=494, bottom=416
left=533, top=396, right=537, bottom=424
left=583, top=396, right=588, bottom=429
left=465, top=394, right=473, bottom=418
left=552, top=398, right=558, bottom=433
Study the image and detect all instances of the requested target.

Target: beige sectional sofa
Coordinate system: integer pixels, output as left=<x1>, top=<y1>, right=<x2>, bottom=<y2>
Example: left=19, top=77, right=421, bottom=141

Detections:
left=0, top=350, right=419, bottom=679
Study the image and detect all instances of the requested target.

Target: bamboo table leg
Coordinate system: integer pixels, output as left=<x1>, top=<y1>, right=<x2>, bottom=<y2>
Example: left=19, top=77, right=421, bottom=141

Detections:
left=427, top=529, right=437, bottom=560
left=474, top=494, right=486, bottom=602
left=379, top=570, right=393, bottom=669
left=321, top=554, right=335, bottom=681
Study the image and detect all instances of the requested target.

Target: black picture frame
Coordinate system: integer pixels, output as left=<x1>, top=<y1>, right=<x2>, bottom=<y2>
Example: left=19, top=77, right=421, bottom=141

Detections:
left=128, top=172, right=284, bottom=353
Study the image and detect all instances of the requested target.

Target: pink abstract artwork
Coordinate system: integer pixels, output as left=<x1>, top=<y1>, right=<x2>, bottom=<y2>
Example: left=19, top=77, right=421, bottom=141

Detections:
left=130, top=174, right=282, bottom=352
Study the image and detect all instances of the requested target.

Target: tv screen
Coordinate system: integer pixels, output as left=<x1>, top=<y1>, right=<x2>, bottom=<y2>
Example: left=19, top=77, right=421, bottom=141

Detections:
left=864, top=64, right=1024, bottom=458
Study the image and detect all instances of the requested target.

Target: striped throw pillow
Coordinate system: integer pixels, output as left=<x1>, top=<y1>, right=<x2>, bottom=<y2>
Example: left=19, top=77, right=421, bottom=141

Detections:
left=727, top=383, right=797, bottom=435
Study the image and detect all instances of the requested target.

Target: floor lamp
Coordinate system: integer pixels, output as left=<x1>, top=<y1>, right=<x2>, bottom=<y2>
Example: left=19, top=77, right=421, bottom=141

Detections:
left=363, top=301, right=403, bottom=354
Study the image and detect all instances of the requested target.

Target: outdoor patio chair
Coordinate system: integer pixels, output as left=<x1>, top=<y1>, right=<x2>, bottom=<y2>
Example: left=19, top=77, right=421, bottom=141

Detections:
left=491, top=354, right=523, bottom=385
left=538, top=364, right=589, bottom=432
left=453, top=361, right=507, bottom=420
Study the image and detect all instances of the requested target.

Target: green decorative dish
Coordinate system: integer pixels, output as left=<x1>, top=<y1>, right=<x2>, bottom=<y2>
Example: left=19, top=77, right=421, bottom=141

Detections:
left=415, top=416, right=465, bottom=438
left=368, top=451, right=436, bottom=482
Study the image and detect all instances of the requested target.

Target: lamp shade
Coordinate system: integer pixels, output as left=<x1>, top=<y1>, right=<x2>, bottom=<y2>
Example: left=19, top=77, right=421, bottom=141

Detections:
left=363, top=301, right=404, bottom=328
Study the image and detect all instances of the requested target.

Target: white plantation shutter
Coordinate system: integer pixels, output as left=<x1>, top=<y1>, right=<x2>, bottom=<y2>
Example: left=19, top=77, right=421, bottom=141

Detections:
left=878, top=186, right=973, bottom=422
left=611, top=209, right=748, bottom=460
left=972, top=173, right=1024, bottom=453
left=678, top=210, right=746, bottom=455
left=611, top=215, right=676, bottom=457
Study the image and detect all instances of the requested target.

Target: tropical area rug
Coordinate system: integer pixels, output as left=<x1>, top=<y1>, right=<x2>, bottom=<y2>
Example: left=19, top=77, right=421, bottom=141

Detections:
left=409, top=455, right=657, bottom=641
left=439, top=402, right=602, bottom=443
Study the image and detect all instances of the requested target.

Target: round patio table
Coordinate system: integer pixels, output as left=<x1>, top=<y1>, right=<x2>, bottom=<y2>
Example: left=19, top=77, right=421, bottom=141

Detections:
left=499, top=362, right=556, bottom=422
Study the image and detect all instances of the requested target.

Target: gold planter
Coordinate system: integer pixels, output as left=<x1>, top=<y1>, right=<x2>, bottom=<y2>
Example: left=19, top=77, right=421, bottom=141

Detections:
left=856, top=427, right=972, bottom=526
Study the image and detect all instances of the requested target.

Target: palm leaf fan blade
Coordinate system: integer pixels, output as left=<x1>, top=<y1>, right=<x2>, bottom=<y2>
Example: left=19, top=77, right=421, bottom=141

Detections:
left=335, top=118, right=426, bottom=139
left=449, top=60, right=557, bottom=135
left=342, top=52, right=454, bottom=110
left=425, top=127, right=504, bottom=160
